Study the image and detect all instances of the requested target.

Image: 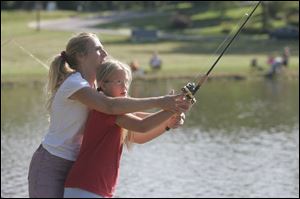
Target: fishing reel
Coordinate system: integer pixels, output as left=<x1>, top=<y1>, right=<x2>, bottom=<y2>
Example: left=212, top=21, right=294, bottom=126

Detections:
left=181, top=82, right=197, bottom=104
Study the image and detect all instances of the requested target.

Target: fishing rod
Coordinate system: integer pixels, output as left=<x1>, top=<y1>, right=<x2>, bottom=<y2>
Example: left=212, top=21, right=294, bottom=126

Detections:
left=182, top=1, right=261, bottom=104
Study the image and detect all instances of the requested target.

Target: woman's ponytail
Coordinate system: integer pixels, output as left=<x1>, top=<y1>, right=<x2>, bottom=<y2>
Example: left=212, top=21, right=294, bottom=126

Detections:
left=46, top=53, right=74, bottom=111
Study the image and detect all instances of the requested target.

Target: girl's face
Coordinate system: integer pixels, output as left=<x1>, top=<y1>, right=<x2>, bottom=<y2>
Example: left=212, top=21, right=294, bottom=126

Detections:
left=101, top=69, right=130, bottom=97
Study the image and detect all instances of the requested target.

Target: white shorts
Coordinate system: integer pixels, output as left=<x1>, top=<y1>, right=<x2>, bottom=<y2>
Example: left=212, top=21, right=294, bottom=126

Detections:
left=64, top=187, right=104, bottom=198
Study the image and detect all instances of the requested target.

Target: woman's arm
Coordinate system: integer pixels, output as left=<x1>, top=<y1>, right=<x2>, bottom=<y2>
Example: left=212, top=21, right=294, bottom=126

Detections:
left=70, top=87, right=190, bottom=115
left=133, top=112, right=153, bottom=118
left=115, top=110, right=173, bottom=133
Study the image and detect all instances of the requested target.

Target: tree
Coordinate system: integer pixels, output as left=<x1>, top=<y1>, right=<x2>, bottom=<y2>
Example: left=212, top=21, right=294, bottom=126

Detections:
left=261, top=1, right=272, bottom=32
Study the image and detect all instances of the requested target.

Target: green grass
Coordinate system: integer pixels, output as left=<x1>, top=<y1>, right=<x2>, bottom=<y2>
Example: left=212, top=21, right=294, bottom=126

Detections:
left=1, top=10, right=299, bottom=83
left=95, top=2, right=298, bottom=37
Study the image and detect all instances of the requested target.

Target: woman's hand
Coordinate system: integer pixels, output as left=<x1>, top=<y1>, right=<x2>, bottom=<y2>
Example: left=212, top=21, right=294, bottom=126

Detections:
left=160, top=90, right=193, bottom=114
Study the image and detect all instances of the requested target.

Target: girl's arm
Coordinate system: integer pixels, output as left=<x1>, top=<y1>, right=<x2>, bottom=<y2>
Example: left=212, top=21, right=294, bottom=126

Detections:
left=132, top=121, right=168, bottom=144
left=70, top=87, right=190, bottom=115
left=115, top=110, right=173, bottom=133
left=132, top=113, right=185, bottom=144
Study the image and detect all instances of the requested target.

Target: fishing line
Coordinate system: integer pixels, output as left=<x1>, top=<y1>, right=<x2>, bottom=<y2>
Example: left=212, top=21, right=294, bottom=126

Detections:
left=182, top=1, right=261, bottom=103
left=1, top=39, right=13, bottom=47
left=211, top=13, right=248, bottom=59
left=12, top=39, right=49, bottom=70
left=193, top=12, right=249, bottom=84
left=2, top=23, right=49, bottom=70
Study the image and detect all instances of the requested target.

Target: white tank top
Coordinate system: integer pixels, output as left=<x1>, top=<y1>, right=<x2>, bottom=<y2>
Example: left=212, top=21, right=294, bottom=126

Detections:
left=42, top=72, right=90, bottom=161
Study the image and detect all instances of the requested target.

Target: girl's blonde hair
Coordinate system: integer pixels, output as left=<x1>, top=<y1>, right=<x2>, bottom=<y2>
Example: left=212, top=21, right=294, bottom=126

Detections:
left=96, top=59, right=134, bottom=149
left=46, top=32, right=99, bottom=111
left=96, top=59, right=132, bottom=90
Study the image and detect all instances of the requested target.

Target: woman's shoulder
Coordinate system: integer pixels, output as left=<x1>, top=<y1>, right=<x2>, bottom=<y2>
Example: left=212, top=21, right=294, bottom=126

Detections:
left=56, top=72, right=90, bottom=98
left=62, top=72, right=89, bottom=87
left=67, top=72, right=86, bottom=82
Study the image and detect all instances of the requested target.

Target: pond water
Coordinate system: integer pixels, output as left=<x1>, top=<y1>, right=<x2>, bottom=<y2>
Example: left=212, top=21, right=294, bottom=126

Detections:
left=1, top=78, right=299, bottom=198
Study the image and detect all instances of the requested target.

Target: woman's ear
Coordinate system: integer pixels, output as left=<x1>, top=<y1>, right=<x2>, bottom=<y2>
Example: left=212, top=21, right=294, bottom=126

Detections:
left=75, top=52, right=86, bottom=64
left=98, top=81, right=106, bottom=91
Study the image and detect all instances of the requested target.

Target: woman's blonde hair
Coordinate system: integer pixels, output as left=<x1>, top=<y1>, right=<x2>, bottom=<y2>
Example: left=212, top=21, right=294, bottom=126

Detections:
left=96, top=59, right=134, bottom=149
left=46, top=32, right=99, bottom=111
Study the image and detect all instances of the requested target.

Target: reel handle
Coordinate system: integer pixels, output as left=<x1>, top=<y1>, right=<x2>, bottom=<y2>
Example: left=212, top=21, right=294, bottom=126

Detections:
left=181, top=82, right=197, bottom=104
left=181, top=75, right=208, bottom=104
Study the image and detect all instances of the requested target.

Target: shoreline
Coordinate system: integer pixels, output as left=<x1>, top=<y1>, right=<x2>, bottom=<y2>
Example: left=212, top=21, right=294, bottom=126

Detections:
left=1, top=72, right=298, bottom=89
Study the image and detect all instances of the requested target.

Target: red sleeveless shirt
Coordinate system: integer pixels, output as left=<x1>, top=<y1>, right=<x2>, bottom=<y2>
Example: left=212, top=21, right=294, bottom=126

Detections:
left=65, top=110, right=123, bottom=197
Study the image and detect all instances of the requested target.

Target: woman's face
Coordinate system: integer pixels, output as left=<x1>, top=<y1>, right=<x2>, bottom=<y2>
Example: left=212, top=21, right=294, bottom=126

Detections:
left=101, top=69, right=130, bottom=97
left=85, top=38, right=108, bottom=69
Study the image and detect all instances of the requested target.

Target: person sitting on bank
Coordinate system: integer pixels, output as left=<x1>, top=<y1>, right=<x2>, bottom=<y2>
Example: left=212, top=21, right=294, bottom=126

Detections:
left=250, top=58, right=263, bottom=71
left=149, top=51, right=162, bottom=71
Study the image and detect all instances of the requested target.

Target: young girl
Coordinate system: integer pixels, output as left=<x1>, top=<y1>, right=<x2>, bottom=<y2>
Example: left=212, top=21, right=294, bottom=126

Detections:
left=28, top=32, right=191, bottom=198
left=64, top=59, right=187, bottom=198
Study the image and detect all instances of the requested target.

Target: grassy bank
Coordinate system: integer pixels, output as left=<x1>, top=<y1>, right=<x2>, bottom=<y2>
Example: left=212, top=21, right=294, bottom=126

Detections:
left=1, top=11, right=299, bottom=83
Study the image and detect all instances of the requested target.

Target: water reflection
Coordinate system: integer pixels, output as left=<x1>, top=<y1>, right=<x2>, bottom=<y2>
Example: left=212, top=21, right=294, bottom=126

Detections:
left=1, top=79, right=299, bottom=198
left=187, top=79, right=298, bottom=132
left=117, top=127, right=299, bottom=198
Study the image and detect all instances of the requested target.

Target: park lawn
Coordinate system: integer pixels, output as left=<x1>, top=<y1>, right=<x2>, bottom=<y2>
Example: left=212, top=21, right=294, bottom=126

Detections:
left=1, top=11, right=299, bottom=83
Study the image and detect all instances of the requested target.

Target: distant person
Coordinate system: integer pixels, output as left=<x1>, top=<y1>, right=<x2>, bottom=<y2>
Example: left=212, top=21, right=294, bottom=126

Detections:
left=265, top=56, right=283, bottom=78
left=282, top=46, right=290, bottom=67
left=267, top=54, right=275, bottom=67
left=129, top=59, right=139, bottom=72
left=250, top=58, right=263, bottom=71
left=272, top=56, right=283, bottom=74
left=149, top=51, right=162, bottom=71
left=129, top=59, right=144, bottom=77
left=64, top=59, right=188, bottom=198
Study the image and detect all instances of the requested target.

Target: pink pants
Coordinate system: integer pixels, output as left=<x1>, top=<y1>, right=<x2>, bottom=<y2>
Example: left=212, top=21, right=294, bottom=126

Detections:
left=28, top=145, right=74, bottom=198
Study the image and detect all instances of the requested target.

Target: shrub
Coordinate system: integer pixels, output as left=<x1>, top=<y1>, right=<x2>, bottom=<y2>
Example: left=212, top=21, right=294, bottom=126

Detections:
left=170, top=13, right=192, bottom=29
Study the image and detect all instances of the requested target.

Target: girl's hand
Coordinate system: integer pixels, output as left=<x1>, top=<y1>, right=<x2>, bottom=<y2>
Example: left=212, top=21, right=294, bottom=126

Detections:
left=167, top=112, right=185, bottom=129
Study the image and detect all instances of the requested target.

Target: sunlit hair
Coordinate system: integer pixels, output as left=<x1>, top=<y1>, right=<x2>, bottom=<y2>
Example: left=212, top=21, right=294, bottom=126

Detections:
left=46, top=32, right=99, bottom=111
left=96, top=59, right=132, bottom=92
left=96, top=59, right=134, bottom=149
